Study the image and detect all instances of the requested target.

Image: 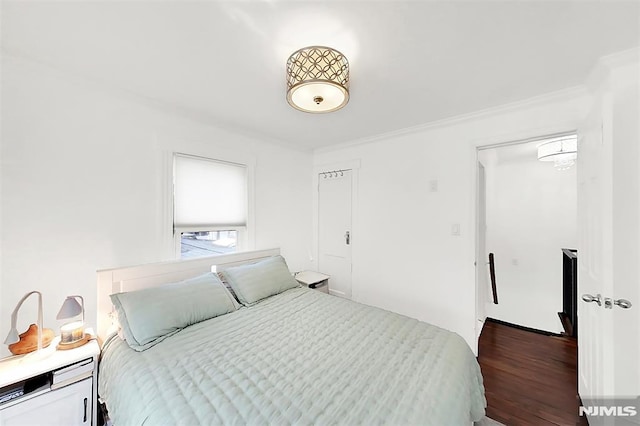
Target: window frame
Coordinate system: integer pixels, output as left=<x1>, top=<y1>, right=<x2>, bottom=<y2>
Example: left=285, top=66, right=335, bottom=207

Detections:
left=170, top=151, right=255, bottom=259
left=174, top=226, right=246, bottom=259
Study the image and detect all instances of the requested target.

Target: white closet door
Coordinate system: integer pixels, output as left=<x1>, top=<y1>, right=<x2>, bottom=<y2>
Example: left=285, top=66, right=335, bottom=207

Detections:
left=318, top=170, right=352, bottom=299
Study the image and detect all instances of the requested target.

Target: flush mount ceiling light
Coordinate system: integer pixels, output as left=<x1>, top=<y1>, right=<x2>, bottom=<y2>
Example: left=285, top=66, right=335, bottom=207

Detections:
left=286, top=46, right=349, bottom=113
left=537, top=135, right=578, bottom=170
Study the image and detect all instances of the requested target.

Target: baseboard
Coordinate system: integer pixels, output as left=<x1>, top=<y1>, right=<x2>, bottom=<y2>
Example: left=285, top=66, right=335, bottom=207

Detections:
left=485, top=317, right=563, bottom=337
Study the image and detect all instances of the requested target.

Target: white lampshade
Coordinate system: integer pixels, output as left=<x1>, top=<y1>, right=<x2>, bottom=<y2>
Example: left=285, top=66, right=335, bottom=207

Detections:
left=57, top=296, right=84, bottom=321
left=4, top=327, right=19, bottom=345
left=286, top=46, right=349, bottom=113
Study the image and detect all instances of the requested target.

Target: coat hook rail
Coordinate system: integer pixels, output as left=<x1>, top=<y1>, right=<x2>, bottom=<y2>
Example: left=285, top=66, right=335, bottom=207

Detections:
left=320, top=169, right=347, bottom=179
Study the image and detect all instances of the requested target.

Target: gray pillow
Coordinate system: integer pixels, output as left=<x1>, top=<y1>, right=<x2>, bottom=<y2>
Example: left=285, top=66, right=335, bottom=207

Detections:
left=110, top=272, right=237, bottom=351
left=218, top=255, right=300, bottom=306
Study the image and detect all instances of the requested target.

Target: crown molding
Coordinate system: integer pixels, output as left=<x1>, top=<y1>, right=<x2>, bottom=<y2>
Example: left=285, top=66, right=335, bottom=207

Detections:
left=600, top=47, right=640, bottom=70
left=586, top=47, right=640, bottom=92
left=314, top=85, right=588, bottom=154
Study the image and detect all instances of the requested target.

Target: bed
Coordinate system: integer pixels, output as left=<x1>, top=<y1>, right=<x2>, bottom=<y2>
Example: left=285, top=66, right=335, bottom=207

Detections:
left=97, top=249, right=486, bottom=425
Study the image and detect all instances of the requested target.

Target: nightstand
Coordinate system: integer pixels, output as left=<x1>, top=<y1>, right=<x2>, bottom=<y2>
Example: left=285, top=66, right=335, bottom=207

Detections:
left=295, top=271, right=330, bottom=294
left=0, top=334, right=100, bottom=425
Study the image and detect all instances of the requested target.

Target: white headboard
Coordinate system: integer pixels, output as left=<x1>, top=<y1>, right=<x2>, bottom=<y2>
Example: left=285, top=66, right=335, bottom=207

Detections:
left=96, top=248, right=280, bottom=342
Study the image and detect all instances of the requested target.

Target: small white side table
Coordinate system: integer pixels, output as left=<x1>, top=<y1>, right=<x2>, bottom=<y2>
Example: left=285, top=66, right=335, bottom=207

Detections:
left=295, top=271, right=330, bottom=294
left=0, top=333, right=100, bottom=425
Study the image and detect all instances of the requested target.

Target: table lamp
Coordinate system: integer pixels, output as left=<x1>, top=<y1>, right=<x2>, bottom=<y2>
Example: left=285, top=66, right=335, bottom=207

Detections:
left=56, top=295, right=89, bottom=349
left=4, top=291, right=55, bottom=355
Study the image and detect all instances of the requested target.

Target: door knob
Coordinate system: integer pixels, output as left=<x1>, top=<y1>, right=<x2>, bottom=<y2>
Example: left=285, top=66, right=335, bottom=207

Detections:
left=614, top=299, right=632, bottom=309
left=582, top=294, right=602, bottom=306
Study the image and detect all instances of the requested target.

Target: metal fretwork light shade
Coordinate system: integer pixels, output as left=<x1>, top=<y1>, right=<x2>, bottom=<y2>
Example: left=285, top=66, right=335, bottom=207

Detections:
left=286, top=46, right=349, bottom=113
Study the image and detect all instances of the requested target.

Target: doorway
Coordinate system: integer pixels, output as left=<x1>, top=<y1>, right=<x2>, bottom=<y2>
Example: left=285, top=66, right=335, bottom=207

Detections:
left=475, top=134, right=578, bottom=335
left=475, top=162, right=488, bottom=341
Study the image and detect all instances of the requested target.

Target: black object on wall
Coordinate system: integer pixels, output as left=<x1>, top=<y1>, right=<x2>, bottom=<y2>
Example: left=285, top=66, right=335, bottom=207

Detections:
left=489, top=253, right=498, bottom=304
left=559, top=248, right=578, bottom=337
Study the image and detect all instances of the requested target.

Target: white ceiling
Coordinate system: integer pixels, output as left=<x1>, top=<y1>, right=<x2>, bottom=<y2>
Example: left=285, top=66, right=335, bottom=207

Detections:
left=3, top=1, right=639, bottom=150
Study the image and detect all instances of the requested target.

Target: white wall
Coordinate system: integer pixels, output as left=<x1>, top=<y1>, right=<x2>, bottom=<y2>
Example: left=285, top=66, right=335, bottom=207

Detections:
left=0, top=55, right=313, bottom=357
left=313, top=90, right=591, bottom=351
left=480, top=146, right=577, bottom=333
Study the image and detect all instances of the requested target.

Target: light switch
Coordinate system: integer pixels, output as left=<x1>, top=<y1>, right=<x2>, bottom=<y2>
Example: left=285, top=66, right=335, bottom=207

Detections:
left=451, top=224, right=460, bottom=236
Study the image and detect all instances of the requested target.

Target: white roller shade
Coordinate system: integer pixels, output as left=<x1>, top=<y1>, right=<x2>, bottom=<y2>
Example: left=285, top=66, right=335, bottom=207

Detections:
left=174, top=154, right=247, bottom=229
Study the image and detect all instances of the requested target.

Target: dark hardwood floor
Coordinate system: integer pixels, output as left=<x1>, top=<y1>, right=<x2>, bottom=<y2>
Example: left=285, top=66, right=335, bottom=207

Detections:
left=478, top=319, right=588, bottom=426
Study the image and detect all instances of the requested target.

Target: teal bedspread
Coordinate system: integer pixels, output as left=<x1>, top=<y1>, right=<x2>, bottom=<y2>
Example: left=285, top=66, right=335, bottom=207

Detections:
left=99, top=288, right=485, bottom=425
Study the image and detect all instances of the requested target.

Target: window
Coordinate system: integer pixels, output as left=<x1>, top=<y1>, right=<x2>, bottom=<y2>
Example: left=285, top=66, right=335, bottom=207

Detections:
left=173, top=153, right=247, bottom=259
